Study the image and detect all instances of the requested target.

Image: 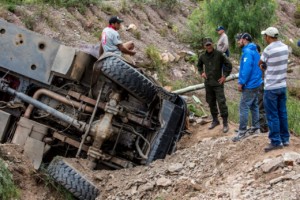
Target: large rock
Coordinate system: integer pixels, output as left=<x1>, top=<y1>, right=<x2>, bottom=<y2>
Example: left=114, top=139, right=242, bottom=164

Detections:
left=168, top=163, right=184, bottom=173
left=261, top=157, right=283, bottom=173
left=156, top=177, right=172, bottom=187
left=282, top=152, right=300, bottom=166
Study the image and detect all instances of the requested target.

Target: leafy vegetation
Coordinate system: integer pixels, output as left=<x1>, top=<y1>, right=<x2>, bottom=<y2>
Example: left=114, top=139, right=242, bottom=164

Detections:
left=285, top=40, right=300, bottom=57
left=154, top=0, right=178, bottom=9
left=38, top=165, right=74, bottom=200
left=0, top=159, right=19, bottom=200
left=287, top=94, right=300, bottom=135
left=99, top=2, right=118, bottom=15
left=204, top=0, right=277, bottom=46
left=227, top=100, right=240, bottom=124
left=183, top=0, right=277, bottom=50
left=188, top=104, right=205, bottom=117
left=145, top=45, right=168, bottom=85
left=0, top=0, right=100, bottom=12
left=183, top=3, right=208, bottom=49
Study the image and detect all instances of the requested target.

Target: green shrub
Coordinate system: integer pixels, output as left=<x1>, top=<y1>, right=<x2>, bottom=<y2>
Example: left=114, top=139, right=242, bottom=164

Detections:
left=100, top=3, right=117, bottom=15
left=23, top=14, right=35, bottom=30
left=38, top=165, right=74, bottom=200
left=0, top=159, right=19, bottom=200
left=145, top=45, right=169, bottom=85
left=227, top=100, right=239, bottom=124
left=158, top=28, right=168, bottom=37
left=145, top=44, right=162, bottom=68
left=132, top=30, right=141, bottom=40
left=285, top=39, right=300, bottom=57
left=183, top=4, right=208, bottom=49
left=287, top=95, right=300, bottom=135
left=120, top=0, right=130, bottom=13
left=187, top=103, right=204, bottom=117
left=1, top=0, right=101, bottom=12
left=203, top=0, right=277, bottom=49
left=155, top=0, right=178, bottom=10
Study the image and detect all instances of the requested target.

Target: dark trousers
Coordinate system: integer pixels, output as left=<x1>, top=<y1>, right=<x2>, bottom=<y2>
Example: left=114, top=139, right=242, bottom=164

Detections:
left=258, top=84, right=268, bottom=132
left=205, top=84, right=228, bottom=120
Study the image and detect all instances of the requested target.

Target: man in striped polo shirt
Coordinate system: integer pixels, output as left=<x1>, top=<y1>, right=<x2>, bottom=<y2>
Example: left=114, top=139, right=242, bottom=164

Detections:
left=259, top=27, right=290, bottom=152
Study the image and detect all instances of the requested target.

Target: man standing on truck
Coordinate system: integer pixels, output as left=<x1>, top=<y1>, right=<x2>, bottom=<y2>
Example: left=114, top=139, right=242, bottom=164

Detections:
left=197, top=38, right=232, bottom=133
left=99, top=16, right=136, bottom=57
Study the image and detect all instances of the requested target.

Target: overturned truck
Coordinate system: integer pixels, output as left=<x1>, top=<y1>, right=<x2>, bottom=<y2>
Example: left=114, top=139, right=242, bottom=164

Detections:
left=0, top=19, right=187, bottom=199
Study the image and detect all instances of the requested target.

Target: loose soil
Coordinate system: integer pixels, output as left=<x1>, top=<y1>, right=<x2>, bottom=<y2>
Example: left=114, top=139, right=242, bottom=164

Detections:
left=0, top=0, right=300, bottom=199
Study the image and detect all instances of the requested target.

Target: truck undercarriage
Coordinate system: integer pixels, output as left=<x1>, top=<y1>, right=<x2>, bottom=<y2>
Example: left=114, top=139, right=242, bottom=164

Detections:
left=0, top=19, right=187, bottom=199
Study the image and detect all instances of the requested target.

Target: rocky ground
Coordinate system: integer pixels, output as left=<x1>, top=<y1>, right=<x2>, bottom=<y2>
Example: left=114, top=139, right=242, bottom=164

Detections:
left=1, top=0, right=300, bottom=199
left=2, top=122, right=300, bottom=200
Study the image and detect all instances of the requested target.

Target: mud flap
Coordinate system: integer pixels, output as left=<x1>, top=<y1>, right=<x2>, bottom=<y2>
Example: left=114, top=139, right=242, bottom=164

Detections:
left=12, top=117, right=48, bottom=169
left=146, top=99, right=185, bottom=164
left=24, top=137, right=44, bottom=169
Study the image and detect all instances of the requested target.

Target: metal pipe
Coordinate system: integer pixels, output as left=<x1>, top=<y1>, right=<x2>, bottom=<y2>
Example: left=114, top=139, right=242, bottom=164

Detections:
left=24, top=88, right=95, bottom=118
left=4, top=87, right=87, bottom=131
left=172, top=73, right=239, bottom=94
left=76, top=83, right=104, bottom=157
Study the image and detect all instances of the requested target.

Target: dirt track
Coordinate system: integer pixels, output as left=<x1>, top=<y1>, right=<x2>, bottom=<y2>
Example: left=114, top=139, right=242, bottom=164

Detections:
left=1, top=0, right=300, bottom=199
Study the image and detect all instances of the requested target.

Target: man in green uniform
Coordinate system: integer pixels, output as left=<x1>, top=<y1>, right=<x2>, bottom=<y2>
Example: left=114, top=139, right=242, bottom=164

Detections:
left=197, top=38, right=232, bottom=133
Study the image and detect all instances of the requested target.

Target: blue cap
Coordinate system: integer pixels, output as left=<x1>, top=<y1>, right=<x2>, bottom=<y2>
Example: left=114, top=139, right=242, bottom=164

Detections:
left=298, top=40, right=300, bottom=47
left=236, top=33, right=252, bottom=42
left=216, top=26, right=225, bottom=31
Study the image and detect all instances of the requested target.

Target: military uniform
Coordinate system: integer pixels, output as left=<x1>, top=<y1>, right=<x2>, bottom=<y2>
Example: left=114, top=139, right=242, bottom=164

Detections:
left=197, top=49, right=232, bottom=123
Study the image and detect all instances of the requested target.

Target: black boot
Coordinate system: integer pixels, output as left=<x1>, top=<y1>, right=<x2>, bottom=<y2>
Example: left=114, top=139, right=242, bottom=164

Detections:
left=209, top=117, right=220, bottom=130
left=222, top=117, right=229, bottom=133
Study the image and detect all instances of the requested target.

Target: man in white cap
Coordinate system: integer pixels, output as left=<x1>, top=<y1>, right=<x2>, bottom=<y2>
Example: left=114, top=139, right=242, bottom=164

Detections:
left=259, top=27, right=290, bottom=152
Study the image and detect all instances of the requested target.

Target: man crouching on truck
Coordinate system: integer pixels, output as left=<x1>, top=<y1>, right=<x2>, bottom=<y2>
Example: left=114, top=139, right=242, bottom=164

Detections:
left=99, top=16, right=136, bottom=59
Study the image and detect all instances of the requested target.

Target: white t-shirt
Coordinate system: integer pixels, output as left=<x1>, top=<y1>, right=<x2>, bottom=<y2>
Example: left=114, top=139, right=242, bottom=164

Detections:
left=101, top=27, right=122, bottom=55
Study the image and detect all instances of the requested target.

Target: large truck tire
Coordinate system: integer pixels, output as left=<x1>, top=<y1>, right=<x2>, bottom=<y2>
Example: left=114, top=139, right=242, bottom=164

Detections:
left=100, top=56, right=157, bottom=104
left=47, top=157, right=99, bottom=200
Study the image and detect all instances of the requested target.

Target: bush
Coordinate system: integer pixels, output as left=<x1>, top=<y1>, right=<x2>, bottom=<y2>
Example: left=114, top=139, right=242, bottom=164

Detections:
left=155, top=0, right=178, bottom=10
left=145, top=45, right=169, bottom=85
left=183, top=4, right=208, bottom=49
left=285, top=39, right=300, bottom=57
left=287, top=95, right=300, bottom=135
left=203, top=0, right=277, bottom=49
left=1, top=0, right=101, bottom=11
left=0, top=159, right=19, bottom=200
left=187, top=104, right=205, bottom=117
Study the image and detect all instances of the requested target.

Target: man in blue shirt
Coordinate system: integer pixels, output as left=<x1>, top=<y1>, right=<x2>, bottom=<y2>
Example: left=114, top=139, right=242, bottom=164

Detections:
left=233, top=33, right=263, bottom=142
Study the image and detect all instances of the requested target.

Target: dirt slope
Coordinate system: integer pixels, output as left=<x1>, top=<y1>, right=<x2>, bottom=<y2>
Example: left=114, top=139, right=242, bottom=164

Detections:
left=1, top=0, right=300, bottom=200
left=2, top=123, right=300, bottom=200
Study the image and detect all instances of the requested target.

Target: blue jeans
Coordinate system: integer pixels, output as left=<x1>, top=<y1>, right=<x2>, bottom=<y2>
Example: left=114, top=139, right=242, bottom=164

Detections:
left=264, top=87, right=289, bottom=146
left=239, top=88, right=260, bottom=131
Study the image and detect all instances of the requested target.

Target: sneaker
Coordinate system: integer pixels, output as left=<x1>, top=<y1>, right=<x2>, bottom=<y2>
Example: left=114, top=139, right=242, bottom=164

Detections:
left=232, top=131, right=246, bottom=142
left=208, top=121, right=220, bottom=130
left=249, top=128, right=261, bottom=135
left=223, top=124, right=229, bottom=133
left=283, top=141, right=290, bottom=147
left=264, top=143, right=283, bottom=152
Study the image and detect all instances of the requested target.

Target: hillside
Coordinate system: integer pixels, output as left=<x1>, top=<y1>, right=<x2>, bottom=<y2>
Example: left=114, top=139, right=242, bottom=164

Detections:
left=1, top=0, right=300, bottom=199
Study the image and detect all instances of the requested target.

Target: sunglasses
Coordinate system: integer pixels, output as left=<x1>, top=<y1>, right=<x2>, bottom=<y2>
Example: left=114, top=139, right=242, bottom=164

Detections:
left=205, top=44, right=212, bottom=47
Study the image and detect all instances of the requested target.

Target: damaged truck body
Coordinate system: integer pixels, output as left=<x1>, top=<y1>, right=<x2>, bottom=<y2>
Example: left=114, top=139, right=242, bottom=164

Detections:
left=0, top=19, right=187, bottom=200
